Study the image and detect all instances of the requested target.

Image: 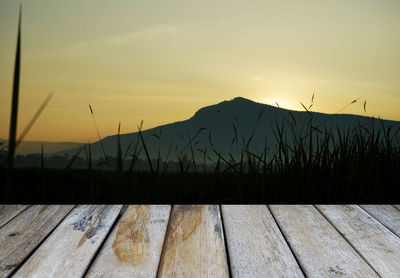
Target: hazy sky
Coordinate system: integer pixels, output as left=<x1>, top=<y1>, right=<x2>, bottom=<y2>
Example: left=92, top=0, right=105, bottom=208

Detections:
left=1, top=0, right=399, bottom=142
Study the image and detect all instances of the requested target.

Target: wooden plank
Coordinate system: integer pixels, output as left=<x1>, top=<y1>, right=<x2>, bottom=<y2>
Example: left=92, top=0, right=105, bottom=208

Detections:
left=85, top=205, right=171, bottom=278
left=317, top=205, right=400, bottom=277
left=360, top=205, right=400, bottom=238
left=0, top=205, right=29, bottom=228
left=222, top=205, right=304, bottom=278
left=0, top=205, right=73, bottom=277
left=13, top=205, right=122, bottom=278
left=270, top=205, right=378, bottom=278
left=157, top=205, right=229, bottom=278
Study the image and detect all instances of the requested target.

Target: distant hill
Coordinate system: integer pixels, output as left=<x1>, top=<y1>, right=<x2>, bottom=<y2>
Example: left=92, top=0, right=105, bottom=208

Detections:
left=54, top=97, right=400, bottom=160
left=0, top=140, right=83, bottom=155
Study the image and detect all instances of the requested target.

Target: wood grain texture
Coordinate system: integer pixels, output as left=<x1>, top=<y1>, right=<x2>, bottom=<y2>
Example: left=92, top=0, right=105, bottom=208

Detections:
left=0, top=205, right=73, bottom=277
left=157, top=205, right=229, bottom=278
left=360, top=205, right=400, bottom=238
left=222, top=205, right=304, bottom=278
left=0, top=205, right=29, bottom=228
left=86, top=205, right=171, bottom=278
left=317, top=205, right=400, bottom=278
left=270, top=205, right=379, bottom=278
left=13, top=205, right=122, bottom=278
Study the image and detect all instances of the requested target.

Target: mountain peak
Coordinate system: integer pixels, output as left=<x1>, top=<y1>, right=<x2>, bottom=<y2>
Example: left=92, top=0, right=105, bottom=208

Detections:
left=231, top=96, right=251, bottom=102
left=215, top=97, right=260, bottom=108
left=191, top=96, right=269, bottom=121
left=228, top=97, right=256, bottom=104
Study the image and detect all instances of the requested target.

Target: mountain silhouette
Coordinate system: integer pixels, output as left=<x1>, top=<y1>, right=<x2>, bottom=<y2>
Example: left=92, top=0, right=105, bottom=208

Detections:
left=54, top=97, right=400, bottom=160
left=0, top=140, right=83, bottom=155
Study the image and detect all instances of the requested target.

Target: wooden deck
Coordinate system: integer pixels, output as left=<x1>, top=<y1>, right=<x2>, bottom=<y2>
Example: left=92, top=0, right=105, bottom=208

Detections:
left=0, top=205, right=399, bottom=277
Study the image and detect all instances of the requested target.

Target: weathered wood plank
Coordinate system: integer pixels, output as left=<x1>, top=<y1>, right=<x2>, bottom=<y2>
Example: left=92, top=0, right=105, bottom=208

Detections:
left=222, top=205, right=304, bottom=278
left=270, top=205, right=378, bottom=278
left=360, top=205, right=400, bottom=238
left=157, top=205, right=229, bottom=278
left=317, top=205, right=400, bottom=277
left=13, top=205, right=122, bottom=278
left=0, top=205, right=74, bottom=277
left=85, top=205, right=171, bottom=278
left=0, top=205, right=29, bottom=228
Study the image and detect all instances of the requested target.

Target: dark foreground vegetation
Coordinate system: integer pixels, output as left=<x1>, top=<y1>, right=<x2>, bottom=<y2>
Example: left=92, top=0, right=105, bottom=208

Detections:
left=1, top=166, right=399, bottom=203
left=2, top=120, right=400, bottom=203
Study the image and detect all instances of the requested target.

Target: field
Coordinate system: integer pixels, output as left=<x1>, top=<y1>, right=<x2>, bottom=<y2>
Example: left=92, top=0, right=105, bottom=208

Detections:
left=2, top=118, right=400, bottom=203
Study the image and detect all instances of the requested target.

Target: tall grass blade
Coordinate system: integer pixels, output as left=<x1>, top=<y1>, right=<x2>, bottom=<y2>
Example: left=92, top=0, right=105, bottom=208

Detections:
left=162, top=142, right=173, bottom=174
left=231, top=123, right=238, bottom=147
left=153, top=129, right=162, bottom=174
left=128, top=133, right=143, bottom=172
left=208, top=132, right=214, bottom=148
left=117, top=122, right=123, bottom=173
left=88, top=141, right=92, bottom=172
left=16, top=92, right=53, bottom=148
left=300, top=102, right=313, bottom=118
left=212, top=149, right=238, bottom=174
left=40, top=144, right=44, bottom=170
left=214, top=156, right=221, bottom=174
left=7, top=5, right=22, bottom=171
left=301, top=97, right=360, bottom=141
left=189, top=140, right=197, bottom=173
left=89, top=104, right=109, bottom=165
left=65, top=147, right=83, bottom=170
left=335, top=98, right=359, bottom=114
left=138, top=120, right=153, bottom=173
left=87, top=140, right=93, bottom=199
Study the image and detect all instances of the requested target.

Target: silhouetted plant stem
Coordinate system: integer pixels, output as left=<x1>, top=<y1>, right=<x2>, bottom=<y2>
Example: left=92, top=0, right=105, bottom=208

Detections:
left=6, top=6, right=22, bottom=192
left=89, top=104, right=110, bottom=165
left=117, top=122, right=123, bottom=174
left=138, top=120, right=153, bottom=173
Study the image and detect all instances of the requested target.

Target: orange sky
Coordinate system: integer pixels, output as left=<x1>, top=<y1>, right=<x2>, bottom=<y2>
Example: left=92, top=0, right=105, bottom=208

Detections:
left=1, top=0, right=399, bottom=142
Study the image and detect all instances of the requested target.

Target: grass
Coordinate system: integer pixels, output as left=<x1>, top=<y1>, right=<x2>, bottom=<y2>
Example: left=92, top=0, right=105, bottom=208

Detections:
left=7, top=5, right=22, bottom=171
left=1, top=115, right=399, bottom=203
left=1, top=7, right=399, bottom=203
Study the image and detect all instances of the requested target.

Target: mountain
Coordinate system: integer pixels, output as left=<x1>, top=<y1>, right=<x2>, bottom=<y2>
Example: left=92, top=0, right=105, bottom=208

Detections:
left=54, top=97, right=400, bottom=160
left=0, top=140, right=83, bottom=155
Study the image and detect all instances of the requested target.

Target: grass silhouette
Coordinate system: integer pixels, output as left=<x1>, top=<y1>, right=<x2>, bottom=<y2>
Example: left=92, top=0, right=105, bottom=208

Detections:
left=2, top=109, right=399, bottom=203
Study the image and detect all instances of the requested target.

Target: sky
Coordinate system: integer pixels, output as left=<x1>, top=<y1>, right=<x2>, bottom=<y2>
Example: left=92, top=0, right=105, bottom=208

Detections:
left=0, top=0, right=399, bottom=142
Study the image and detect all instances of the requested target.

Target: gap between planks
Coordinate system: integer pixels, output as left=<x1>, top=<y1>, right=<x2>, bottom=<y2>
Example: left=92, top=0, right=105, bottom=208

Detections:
left=0, top=205, right=29, bottom=229
left=0, top=205, right=74, bottom=277
left=269, top=205, right=378, bottom=278
left=85, top=205, right=171, bottom=278
left=157, top=205, right=230, bottom=278
left=222, top=205, right=304, bottom=278
left=12, top=205, right=122, bottom=278
left=317, top=205, right=400, bottom=278
left=360, top=205, right=400, bottom=238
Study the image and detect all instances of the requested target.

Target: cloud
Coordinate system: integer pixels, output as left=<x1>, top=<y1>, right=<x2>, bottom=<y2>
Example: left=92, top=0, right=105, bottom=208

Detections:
left=105, top=25, right=181, bottom=46
left=249, top=76, right=264, bottom=81
left=63, top=25, right=181, bottom=53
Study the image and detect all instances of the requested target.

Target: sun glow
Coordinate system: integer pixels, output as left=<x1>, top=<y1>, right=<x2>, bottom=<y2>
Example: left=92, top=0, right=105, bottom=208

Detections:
left=259, top=98, right=299, bottom=111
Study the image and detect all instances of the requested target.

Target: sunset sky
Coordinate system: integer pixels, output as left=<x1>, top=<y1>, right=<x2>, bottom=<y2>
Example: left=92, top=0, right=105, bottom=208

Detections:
left=1, top=0, right=399, bottom=142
